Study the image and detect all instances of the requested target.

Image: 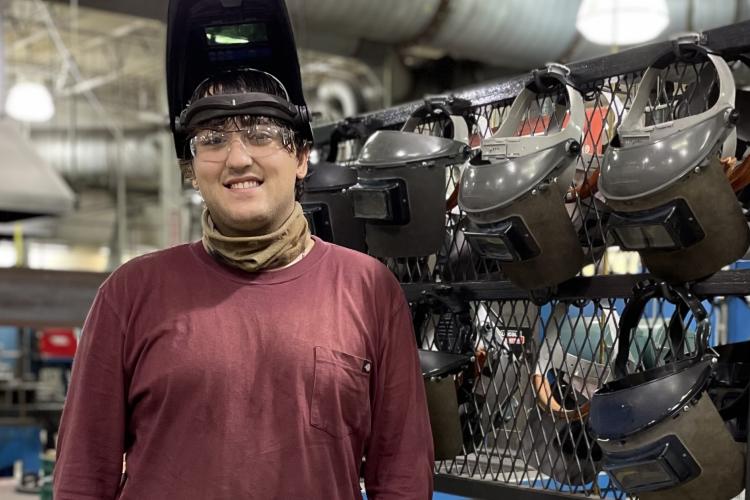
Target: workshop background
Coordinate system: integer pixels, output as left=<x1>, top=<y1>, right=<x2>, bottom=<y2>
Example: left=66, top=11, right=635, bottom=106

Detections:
left=3, top=0, right=750, bottom=499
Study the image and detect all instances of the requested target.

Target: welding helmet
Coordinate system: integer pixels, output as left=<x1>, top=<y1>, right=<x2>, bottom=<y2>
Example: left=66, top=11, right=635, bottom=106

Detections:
left=599, top=40, right=749, bottom=282
left=167, top=0, right=313, bottom=160
left=419, top=349, right=473, bottom=461
left=300, top=158, right=365, bottom=251
left=589, top=280, right=744, bottom=500
left=459, top=63, right=585, bottom=290
left=353, top=97, right=472, bottom=257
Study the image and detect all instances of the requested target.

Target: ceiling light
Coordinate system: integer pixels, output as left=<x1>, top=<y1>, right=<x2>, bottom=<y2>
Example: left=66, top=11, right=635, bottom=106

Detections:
left=5, top=82, right=55, bottom=123
left=576, top=0, right=670, bottom=46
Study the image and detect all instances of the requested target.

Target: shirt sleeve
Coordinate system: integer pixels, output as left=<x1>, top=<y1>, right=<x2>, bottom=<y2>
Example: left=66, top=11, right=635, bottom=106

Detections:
left=53, top=288, right=127, bottom=500
left=364, top=294, right=434, bottom=499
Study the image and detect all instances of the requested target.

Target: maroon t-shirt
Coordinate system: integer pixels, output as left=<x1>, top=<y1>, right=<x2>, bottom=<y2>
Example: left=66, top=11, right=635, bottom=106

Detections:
left=53, top=238, right=434, bottom=499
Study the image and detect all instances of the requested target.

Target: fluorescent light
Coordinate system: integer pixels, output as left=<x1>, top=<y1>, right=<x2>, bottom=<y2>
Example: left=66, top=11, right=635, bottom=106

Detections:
left=576, top=0, right=670, bottom=46
left=5, top=82, right=55, bottom=123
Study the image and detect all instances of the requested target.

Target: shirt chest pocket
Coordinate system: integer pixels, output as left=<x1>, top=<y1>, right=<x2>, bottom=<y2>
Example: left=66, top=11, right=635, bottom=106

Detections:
left=310, top=346, right=372, bottom=438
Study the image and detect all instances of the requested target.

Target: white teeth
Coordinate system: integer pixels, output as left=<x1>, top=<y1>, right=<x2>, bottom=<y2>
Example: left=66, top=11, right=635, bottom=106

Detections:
left=229, top=180, right=260, bottom=189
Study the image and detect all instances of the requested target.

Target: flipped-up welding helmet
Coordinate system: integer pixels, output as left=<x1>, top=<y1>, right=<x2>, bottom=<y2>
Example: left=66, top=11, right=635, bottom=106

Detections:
left=459, top=63, right=585, bottom=290
left=167, top=0, right=313, bottom=160
left=300, top=159, right=366, bottom=252
left=353, top=97, right=473, bottom=257
left=589, top=281, right=744, bottom=500
left=599, top=40, right=749, bottom=282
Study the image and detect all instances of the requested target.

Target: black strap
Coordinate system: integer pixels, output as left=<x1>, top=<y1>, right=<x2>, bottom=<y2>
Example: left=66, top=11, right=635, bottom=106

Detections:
left=178, top=92, right=306, bottom=131
left=615, top=280, right=710, bottom=379
left=651, top=38, right=715, bottom=69
left=401, top=96, right=471, bottom=133
left=325, top=116, right=383, bottom=163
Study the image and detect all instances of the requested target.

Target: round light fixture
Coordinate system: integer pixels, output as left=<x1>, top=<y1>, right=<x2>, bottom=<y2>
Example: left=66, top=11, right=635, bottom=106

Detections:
left=5, top=82, right=56, bottom=123
left=576, top=0, right=670, bottom=46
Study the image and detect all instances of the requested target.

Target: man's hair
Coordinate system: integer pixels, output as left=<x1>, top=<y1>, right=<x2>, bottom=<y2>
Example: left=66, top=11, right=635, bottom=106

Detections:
left=179, top=70, right=309, bottom=201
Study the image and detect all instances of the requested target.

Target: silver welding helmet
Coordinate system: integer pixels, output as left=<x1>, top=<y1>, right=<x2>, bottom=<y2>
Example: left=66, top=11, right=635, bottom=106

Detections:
left=353, top=98, right=472, bottom=258
left=459, top=64, right=585, bottom=290
left=589, top=281, right=744, bottom=500
left=599, top=44, right=750, bottom=282
left=300, top=159, right=366, bottom=252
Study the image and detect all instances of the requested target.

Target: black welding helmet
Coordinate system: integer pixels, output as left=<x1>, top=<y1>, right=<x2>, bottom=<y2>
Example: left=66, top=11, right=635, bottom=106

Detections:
left=167, top=0, right=313, bottom=160
left=353, top=97, right=472, bottom=258
left=300, top=158, right=366, bottom=252
left=589, top=280, right=744, bottom=500
left=599, top=39, right=749, bottom=282
left=458, top=63, right=585, bottom=290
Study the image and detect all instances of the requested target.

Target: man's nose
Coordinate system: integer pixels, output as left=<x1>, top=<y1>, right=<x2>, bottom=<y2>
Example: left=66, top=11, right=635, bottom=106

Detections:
left=225, top=136, right=254, bottom=168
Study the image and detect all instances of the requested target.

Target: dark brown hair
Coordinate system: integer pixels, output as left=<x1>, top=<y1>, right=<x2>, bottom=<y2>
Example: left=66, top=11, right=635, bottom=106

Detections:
left=180, top=70, right=309, bottom=201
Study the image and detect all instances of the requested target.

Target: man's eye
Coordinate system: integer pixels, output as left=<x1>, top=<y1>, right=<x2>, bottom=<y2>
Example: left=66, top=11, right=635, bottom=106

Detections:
left=198, top=133, right=226, bottom=147
left=247, top=132, right=275, bottom=146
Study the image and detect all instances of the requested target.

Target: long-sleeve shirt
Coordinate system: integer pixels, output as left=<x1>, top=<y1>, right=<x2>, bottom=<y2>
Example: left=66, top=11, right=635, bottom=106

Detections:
left=53, top=237, right=434, bottom=499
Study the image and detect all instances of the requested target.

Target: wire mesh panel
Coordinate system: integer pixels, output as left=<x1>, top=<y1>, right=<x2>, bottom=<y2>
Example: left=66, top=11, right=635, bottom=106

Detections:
left=411, top=295, right=718, bottom=498
left=315, top=31, right=750, bottom=498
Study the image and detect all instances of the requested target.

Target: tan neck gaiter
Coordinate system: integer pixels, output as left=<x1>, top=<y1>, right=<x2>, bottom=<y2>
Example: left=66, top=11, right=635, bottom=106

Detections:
left=201, top=202, right=310, bottom=272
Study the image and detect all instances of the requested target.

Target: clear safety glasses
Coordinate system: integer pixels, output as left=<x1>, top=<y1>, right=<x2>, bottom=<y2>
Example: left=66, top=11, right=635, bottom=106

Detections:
left=189, top=123, right=294, bottom=161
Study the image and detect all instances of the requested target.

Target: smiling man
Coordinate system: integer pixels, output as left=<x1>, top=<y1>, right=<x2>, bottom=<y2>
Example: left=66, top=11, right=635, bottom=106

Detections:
left=52, top=65, right=433, bottom=500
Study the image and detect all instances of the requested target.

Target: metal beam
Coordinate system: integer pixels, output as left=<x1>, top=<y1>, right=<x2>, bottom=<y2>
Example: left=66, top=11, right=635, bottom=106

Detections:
left=0, top=267, right=107, bottom=327
left=434, top=474, right=584, bottom=499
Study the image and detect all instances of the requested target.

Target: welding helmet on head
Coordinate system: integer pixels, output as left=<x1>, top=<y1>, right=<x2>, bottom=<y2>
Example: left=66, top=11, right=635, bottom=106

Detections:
left=589, top=280, right=745, bottom=500
left=300, top=158, right=366, bottom=252
left=459, top=63, right=585, bottom=290
left=167, top=0, right=313, bottom=160
left=353, top=97, right=473, bottom=258
left=599, top=38, right=749, bottom=282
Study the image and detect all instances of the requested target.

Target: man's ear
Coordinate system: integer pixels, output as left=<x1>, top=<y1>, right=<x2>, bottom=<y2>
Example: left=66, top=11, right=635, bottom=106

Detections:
left=296, top=147, right=311, bottom=180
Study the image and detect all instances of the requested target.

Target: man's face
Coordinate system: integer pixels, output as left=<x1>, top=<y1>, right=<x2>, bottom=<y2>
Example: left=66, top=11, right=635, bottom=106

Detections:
left=191, top=119, right=308, bottom=237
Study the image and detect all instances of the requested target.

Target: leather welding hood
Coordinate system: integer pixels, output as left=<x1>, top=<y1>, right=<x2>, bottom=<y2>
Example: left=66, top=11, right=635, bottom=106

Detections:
left=353, top=98, right=472, bottom=258
left=599, top=43, right=750, bottom=282
left=167, top=0, right=313, bottom=160
left=300, top=159, right=366, bottom=252
left=458, top=64, right=585, bottom=290
left=589, top=281, right=745, bottom=500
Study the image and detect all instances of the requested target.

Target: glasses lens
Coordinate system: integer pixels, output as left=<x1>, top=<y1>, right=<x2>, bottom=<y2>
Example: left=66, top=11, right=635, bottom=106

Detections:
left=191, top=125, right=289, bottom=161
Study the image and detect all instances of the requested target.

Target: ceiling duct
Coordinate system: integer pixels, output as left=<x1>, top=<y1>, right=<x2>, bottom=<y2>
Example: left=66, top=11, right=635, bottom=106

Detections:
left=0, top=119, right=76, bottom=222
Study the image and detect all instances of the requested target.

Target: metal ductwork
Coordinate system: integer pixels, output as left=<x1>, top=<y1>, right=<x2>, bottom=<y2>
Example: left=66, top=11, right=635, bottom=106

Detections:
left=285, top=0, right=750, bottom=69
left=45, top=0, right=750, bottom=70
left=0, top=120, right=76, bottom=222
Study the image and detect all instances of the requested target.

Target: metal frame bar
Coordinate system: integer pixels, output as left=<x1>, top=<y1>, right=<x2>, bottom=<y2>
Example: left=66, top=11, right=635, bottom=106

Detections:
left=403, top=269, right=750, bottom=302
left=434, top=474, right=585, bottom=499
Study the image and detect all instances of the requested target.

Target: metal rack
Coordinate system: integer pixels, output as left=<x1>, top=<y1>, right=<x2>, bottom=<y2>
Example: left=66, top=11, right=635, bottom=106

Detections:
left=314, top=20, right=750, bottom=499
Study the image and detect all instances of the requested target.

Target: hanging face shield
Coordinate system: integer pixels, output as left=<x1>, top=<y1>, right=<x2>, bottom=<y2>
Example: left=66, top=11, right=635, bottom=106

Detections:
left=300, top=158, right=365, bottom=251
left=299, top=117, right=385, bottom=252
left=589, top=281, right=745, bottom=500
left=459, top=63, right=585, bottom=290
left=353, top=97, right=473, bottom=258
left=599, top=39, right=749, bottom=282
left=167, top=0, right=313, bottom=160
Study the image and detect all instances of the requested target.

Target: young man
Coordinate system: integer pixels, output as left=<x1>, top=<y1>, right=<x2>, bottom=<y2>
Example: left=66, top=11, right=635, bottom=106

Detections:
left=53, top=70, right=434, bottom=499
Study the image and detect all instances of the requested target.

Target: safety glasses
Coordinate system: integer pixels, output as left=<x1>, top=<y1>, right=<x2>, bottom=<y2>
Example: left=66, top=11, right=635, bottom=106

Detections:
left=189, top=123, right=294, bottom=161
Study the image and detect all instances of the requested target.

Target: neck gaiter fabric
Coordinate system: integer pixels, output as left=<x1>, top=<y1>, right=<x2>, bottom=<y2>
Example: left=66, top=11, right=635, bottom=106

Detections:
left=201, top=201, right=310, bottom=272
